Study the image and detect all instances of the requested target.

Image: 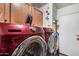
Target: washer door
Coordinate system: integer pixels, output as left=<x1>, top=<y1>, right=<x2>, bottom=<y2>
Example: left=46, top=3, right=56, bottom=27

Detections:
left=12, top=36, right=47, bottom=56
left=48, top=34, right=55, bottom=54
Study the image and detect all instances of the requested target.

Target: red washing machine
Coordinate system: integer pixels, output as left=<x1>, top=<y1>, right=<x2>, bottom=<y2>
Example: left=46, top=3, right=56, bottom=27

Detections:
left=0, top=23, right=53, bottom=56
left=43, top=27, right=54, bottom=55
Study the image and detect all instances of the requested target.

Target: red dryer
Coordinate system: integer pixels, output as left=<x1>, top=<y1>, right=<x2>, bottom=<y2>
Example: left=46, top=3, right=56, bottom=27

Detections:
left=0, top=23, right=53, bottom=56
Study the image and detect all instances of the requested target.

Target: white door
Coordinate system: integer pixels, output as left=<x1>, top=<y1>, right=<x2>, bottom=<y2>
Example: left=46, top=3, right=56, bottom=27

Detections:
left=58, top=4, right=79, bottom=56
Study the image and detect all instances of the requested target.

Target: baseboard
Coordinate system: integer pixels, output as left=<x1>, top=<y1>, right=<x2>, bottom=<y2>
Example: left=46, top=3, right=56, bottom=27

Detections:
left=59, top=52, right=68, bottom=56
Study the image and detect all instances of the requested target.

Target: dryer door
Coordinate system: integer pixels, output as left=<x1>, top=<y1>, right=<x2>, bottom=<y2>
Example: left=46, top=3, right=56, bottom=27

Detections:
left=12, top=36, right=47, bottom=56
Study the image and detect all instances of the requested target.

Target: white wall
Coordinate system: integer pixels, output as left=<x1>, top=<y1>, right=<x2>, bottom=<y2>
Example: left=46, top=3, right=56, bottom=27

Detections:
left=57, top=4, right=79, bottom=56
left=40, top=4, right=53, bottom=28
left=53, top=4, right=57, bottom=20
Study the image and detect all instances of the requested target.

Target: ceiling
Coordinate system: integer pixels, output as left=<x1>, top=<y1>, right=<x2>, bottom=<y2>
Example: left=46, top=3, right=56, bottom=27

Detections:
left=32, top=3, right=75, bottom=9
left=54, top=3, right=75, bottom=9
left=32, top=3, right=47, bottom=8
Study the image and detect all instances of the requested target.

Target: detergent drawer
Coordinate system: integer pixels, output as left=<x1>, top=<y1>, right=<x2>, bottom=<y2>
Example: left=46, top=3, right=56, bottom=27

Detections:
left=43, top=28, right=53, bottom=42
